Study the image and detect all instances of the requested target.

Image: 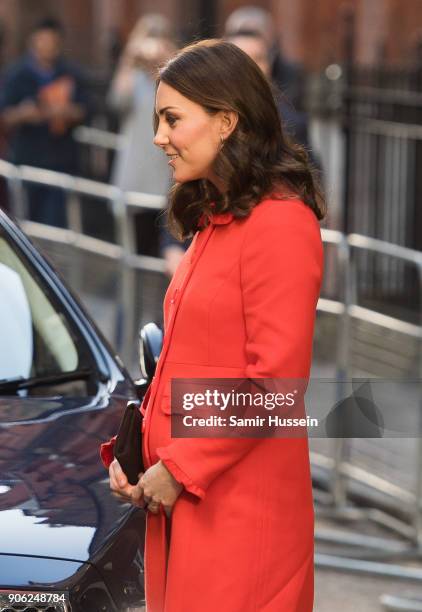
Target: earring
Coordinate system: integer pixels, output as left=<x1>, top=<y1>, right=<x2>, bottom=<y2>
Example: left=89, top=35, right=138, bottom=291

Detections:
left=220, top=134, right=225, bottom=149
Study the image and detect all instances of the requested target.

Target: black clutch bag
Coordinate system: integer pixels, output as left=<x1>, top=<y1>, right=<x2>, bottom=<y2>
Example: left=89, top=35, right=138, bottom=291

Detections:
left=114, top=401, right=144, bottom=485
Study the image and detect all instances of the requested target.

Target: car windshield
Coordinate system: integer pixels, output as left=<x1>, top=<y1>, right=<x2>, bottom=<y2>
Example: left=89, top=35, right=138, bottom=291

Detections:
left=0, top=228, right=97, bottom=396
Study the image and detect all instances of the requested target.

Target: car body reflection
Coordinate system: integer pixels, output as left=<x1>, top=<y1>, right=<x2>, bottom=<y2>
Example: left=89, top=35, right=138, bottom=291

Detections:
left=0, top=209, right=147, bottom=611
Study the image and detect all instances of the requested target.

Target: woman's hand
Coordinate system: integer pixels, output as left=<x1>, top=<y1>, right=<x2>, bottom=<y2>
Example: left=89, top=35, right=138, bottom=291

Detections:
left=138, top=460, right=183, bottom=517
left=109, top=458, right=145, bottom=508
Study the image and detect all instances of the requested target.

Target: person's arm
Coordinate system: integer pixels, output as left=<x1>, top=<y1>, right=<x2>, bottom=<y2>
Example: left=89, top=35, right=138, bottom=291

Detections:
left=42, top=101, right=85, bottom=125
left=1, top=99, right=45, bottom=129
left=162, top=245, right=186, bottom=279
left=153, top=200, right=323, bottom=500
left=159, top=215, right=190, bottom=278
left=107, top=50, right=137, bottom=114
left=56, top=69, right=89, bottom=126
left=0, top=66, right=43, bottom=130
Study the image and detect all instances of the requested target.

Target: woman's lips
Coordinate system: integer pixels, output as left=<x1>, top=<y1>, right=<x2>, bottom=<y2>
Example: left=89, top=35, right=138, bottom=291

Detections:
left=168, top=154, right=180, bottom=167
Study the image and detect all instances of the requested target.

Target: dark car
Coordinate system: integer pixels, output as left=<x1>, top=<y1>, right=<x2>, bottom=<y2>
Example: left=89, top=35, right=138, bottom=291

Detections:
left=0, top=209, right=148, bottom=611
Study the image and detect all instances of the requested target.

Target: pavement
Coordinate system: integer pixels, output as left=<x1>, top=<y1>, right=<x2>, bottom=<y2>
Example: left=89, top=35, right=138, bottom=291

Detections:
left=314, top=508, right=422, bottom=611
left=315, top=568, right=422, bottom=611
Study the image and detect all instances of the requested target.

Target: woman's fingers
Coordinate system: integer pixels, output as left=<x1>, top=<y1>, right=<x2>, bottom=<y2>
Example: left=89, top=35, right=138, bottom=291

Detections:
left=131, top=481, right=145, bottom=506
left=108, top=462, right=179, bottom=516
left=110, top=458, right=128, bottom=488
left=108, top=462, right=151, bottom=511
left=109, top=469, right=122, bottom=492
left=138, top=462, right=183, bottom=515
left=109, top=459, right=135, bottom=498
left=147, top=500, right=161, bottom=514
left=109, top=460, right=122, bottom=489
left=111, top=490, right=132, bottom=503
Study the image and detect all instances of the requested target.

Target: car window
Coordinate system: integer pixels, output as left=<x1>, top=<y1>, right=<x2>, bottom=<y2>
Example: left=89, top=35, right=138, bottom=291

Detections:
left=0, top=229, right=97, bottom=396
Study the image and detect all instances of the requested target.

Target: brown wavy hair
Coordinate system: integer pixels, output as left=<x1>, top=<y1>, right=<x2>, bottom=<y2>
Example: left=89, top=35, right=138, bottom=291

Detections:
left=155, top=39, right=325, bottom=239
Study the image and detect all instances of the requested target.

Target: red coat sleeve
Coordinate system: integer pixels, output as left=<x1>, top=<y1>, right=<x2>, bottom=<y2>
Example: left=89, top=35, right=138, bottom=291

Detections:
left=157, top=200, right=323, bottom=498
left=100, top=435, right=117, bottom=469
left=242, top=200, right=323, bottom=379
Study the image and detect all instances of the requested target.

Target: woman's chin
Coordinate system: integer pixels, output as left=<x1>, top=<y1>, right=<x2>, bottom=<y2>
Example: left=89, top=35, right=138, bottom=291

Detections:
left=172, top=169, right=183, bottom=182
left=173, top=172, right=200, bottom=183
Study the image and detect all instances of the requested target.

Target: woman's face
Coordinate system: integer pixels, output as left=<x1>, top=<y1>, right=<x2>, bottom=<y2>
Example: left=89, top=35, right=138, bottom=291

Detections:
left=154, top=82, right=231, bottom=187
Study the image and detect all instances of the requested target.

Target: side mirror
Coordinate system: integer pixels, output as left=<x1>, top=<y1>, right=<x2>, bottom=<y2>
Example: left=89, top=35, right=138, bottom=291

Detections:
left=138, top=322, right=163, bottom=382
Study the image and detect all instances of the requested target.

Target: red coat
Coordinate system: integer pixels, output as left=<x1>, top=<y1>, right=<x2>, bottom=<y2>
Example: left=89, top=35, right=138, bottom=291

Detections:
left=102, top=197, right=323, bottom=611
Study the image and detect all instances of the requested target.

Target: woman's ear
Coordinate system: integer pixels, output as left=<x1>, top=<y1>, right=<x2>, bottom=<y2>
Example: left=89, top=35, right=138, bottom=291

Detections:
left=220, top=111, right=238, bottom=140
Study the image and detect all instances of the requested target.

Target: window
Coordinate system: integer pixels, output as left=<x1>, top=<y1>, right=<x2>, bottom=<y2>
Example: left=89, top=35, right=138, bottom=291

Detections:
left=0, top=229, right=97, bottom=396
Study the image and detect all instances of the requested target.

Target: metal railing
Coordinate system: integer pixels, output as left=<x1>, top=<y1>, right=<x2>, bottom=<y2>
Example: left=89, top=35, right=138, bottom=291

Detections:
left=0, top=158, right=167, bottom=366
left=1, top=158, right=422, bottom=584
left=313, top=225, right=422, bottom=581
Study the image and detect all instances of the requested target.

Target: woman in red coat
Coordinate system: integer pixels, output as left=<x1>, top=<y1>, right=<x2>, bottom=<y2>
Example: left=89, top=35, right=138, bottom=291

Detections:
left=102, top=39, right=325, bottom=611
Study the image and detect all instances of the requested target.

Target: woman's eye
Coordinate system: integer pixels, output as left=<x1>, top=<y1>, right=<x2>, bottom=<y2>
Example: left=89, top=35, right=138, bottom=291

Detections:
left=166, top=114, right=177, bottom=127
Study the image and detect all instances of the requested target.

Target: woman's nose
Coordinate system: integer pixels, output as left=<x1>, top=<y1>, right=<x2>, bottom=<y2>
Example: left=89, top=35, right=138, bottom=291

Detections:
left=153, top=129, right=169, bottom=147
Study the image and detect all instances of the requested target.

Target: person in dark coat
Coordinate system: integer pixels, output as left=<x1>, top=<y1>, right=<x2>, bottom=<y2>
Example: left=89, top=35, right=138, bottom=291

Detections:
left=224, top=6, right=306, bottom=110
left=0, top=18, right=88, bottom=226
left=225, top=29, right=311, bottom=150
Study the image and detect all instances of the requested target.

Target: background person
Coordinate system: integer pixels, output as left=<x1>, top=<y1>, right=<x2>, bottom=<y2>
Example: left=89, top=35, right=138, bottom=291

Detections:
left=158, top=222, right=190, bottom=279
left=224, top=5, right=306, bottom=111
left=0, top=17, right=88, bottom=227
left=225, top=28, right=311, bottom=150
left=102, top=40, right=324, bottom=611
left=108, top=14, right=175, bottom=256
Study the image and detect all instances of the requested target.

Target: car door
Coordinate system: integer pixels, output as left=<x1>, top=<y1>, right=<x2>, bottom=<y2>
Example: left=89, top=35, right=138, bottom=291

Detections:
left=0, top=214, right=146, bottom=610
